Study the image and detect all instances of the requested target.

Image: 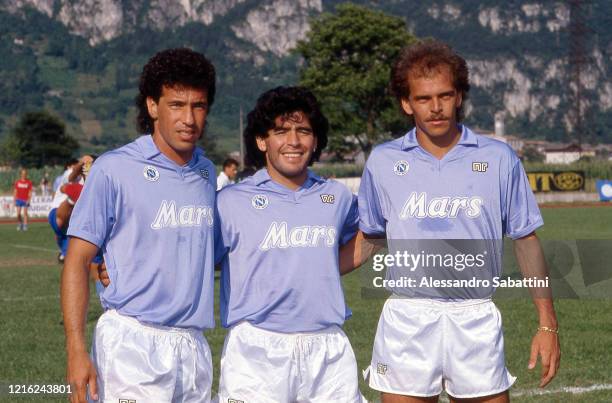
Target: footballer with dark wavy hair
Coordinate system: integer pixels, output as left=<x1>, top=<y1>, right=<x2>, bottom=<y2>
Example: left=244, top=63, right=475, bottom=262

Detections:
left=62, top=48, right=218, bottom=402
left=244, top=86, right=328, bottom=172
left=214, top=86, right=364, bottom=402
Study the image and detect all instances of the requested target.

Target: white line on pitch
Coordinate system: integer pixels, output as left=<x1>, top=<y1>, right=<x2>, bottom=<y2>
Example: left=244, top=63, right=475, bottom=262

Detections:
left=429, top=384, right=612, bottom=402
left=512, top=383, right=612, bottom=396
left=11, top=244, right=57, bottom=253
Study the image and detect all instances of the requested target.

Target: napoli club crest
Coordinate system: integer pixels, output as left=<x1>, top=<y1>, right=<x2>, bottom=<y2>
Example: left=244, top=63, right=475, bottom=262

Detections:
left=251, top=194, right=269, bottom=209
left=143, top=165, right=160, bottom=182
left=393, top=160, right=409, bottom=176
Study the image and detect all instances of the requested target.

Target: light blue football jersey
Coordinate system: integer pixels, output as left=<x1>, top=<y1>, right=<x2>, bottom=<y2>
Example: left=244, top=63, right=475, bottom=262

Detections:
left=216, top=168, right=359, bottom=333
left=358, top=126, right=543, bottom=298
left=68, top=135, right=217, bottom=330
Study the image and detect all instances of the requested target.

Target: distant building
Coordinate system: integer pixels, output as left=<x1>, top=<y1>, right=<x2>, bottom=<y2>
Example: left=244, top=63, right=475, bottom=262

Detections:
left=544, top=144, right=595, bottom=164
left=477, top=130, right=525, bottom=154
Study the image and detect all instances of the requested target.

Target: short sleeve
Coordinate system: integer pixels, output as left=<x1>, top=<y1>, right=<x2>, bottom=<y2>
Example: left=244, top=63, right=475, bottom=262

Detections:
left=504, top=160, right=543, bottom=239
left=339, top=194, right=359, bottom=245
left=213, top=200, right=229, bottom=264
left=358, top=162, right=386, bottom=236
left=67, top=162, right=116, bottom=248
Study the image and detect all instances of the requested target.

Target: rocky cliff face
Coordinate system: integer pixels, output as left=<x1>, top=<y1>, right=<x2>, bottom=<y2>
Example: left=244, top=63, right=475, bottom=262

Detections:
left=1, top=0, right=316, bottom=53
left=231, top=0, right=321, bottom=57
left=1, top=0, right=609, bottom=136
left=421, top=1, right=609, bottom=132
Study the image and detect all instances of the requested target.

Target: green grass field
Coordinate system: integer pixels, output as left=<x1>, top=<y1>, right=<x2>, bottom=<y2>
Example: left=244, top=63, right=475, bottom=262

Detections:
left=0, top=207, right=611, bottom=402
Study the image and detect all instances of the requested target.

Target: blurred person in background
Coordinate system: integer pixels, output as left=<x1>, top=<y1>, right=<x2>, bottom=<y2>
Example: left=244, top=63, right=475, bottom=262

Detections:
left=13, top=168, right=33, bottom=231
left=53, top=158, right=79, bottom=193
left=49, top=156, right=93, bottom=263
left=217, top=157, right=239, bottom=190
left=40, top=172, right=50, bottom=196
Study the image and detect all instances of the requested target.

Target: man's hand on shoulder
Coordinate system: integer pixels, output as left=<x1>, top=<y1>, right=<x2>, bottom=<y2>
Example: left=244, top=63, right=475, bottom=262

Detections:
left=98, top=262, right=110, bottom=287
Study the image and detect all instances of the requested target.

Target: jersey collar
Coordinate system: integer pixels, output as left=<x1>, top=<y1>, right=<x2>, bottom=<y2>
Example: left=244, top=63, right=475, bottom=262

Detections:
left=136, top=135, right=162, bottom=160
left=252, top=168, right=325, bottom=189
left=400, top=125, right=479, bottom=151
left=136, top=134, right=203, bottom=167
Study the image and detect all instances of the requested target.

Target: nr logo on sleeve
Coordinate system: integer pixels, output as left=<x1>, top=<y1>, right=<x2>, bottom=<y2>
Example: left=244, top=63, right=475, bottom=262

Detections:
left=472, top=162, right=488, bottom=172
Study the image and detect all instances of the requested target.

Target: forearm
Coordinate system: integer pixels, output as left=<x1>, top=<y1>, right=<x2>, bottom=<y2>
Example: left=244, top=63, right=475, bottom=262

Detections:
left=339, top=230, right=384, bottom=275
left=68, top=165, right=82, bottom=183
left=533, top=298, right=558, bottom=328
left=61, top=240, right=93, bottom=354
left=513, top=233, right=558, bottom=328
left=55, top=201, right=74, bottom=231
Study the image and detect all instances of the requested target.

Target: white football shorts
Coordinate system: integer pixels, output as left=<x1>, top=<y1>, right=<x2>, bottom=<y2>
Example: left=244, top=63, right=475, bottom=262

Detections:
left=217, top=321, right=366, bottom=403
left=366, top=298, right=516, bottom=399
left=90, top=309, right=212, bottom=403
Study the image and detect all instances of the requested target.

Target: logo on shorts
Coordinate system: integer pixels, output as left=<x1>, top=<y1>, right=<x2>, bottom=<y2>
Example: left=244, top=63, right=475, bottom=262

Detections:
left=143, top=165, right=160, bottom=182
left=377, top=363, right=388, bottom=375
left=119, top=399, right=136, bottom=403
left=228, top=399, right=244, bottom=403
left=252, top=194, right=269, bottom=209
left=376, top=363, right=387, bottom=375
left=199, top=169, right=209, bottom=180
left=320, top=194, right=335, bottom=204
left=472, top=162, right=488, bottom=173
left=393, top=160, right=410, bottom=176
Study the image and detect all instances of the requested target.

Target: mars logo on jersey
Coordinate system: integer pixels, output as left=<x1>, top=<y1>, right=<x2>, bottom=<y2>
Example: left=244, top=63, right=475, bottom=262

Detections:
left=394, top=160, right=410, bottom=175
left=259, top=221, right=336, bottom=251
left=143, top=165, right=160, bottom=182
left=150, top=200, right=213, bottom=229
left=399, top=192, right=483, bottom=219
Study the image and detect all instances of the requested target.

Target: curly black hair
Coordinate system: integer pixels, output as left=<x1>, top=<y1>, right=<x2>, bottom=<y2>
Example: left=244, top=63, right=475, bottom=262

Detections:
left=244, top=86, right=328, bottom=169
left=136, top=48, right=216, bottom=134
left=390, top=39, right=470, bottom=122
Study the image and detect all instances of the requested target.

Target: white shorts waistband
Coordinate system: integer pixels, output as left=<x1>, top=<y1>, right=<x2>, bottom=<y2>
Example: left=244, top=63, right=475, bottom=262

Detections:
left=387, top=297, right=493, bottom=309
left=232, top=321, right=343, bottom=339
left=102, top=309, right=201, bottom=337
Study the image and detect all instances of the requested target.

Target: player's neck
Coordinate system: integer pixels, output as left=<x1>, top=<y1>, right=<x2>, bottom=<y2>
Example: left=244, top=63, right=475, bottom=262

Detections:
left=415, top=125, right=461, bottom=160
left=151, top=132, right=193, bottom=166
left=266, top=166, right=308, bottom=191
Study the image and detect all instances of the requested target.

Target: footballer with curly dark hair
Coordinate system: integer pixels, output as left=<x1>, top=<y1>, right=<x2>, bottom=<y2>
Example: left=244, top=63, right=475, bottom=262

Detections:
left=244, top=86, right=328, bottom=173
left=214, top=86, right=364, bottom=401
left=62, top=48, right=218, bottom=402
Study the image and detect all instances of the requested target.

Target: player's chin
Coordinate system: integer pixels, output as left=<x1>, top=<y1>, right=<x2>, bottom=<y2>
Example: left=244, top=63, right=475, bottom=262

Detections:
left=425, top=124, right=452, bottom=137
left=176, top=130, right=201, bottom=143
left=175, top=135, right=199, bottom=147
left=279, top=162, right=309, bottom=177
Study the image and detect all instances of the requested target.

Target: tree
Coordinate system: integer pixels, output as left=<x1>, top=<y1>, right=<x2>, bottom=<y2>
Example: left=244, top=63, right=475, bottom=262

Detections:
left=296, top=3, right=416, bottom=158
left=5, top=111, right=79, bottom=168
left=522, top=145, right=545, bottom=163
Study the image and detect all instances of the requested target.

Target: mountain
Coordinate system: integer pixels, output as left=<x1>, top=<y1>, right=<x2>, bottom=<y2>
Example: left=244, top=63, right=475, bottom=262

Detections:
left=1, top=0, right=610, bottom=158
